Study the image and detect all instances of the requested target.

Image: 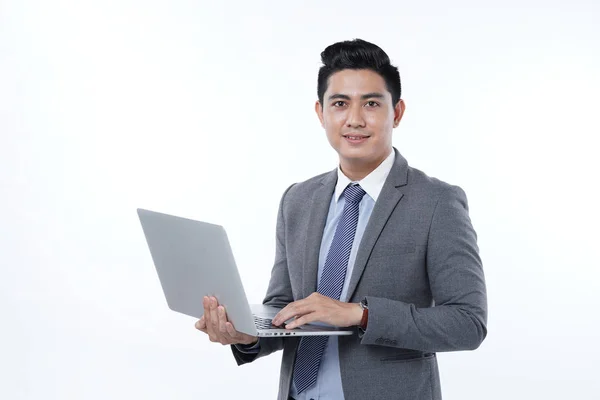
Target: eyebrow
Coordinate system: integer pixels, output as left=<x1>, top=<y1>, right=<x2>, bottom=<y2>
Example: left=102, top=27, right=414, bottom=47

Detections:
left=327, top=92, right=386, bottom=101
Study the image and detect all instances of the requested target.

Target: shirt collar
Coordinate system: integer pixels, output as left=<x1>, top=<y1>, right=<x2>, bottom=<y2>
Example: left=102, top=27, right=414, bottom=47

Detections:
left=334, top=149, right=396, bottom=203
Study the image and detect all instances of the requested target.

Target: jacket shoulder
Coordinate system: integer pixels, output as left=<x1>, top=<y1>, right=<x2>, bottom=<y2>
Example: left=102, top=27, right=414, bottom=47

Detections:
left=407, top=165, right=460, bottom=192
left=284, top=170, right=334, bottom=200
left=406, top=165, right=468, bottom=206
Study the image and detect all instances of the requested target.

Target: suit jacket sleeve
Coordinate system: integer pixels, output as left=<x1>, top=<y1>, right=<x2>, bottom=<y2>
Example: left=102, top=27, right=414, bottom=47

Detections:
left=360, top=185, right=488, bottom=352
left=231, top=184, right=296, bottom=365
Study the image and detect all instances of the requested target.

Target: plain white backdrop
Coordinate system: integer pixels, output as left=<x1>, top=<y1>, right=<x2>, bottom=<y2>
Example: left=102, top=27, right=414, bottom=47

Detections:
left=1, top=0, right=599, bottom=399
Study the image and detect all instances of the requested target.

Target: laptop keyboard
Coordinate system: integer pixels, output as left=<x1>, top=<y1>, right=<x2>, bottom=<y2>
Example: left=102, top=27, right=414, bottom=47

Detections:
left=253, top=315, right=275, bottom=330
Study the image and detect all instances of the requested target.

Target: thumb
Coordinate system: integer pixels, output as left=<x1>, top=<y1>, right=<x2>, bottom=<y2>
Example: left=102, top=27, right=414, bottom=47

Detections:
left=195, top=316, right=206, bottom=330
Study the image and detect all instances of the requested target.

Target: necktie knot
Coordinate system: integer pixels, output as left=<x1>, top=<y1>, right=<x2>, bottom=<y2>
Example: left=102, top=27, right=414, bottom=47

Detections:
left=344, top=184, right=366, bottom=204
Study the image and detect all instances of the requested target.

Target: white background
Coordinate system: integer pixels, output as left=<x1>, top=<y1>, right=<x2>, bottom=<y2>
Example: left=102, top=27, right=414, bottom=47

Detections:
left=1, top=0, right=599, bottom=399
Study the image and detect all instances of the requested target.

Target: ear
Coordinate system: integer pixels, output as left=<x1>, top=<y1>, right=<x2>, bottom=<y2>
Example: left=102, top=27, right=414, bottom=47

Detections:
left=315, top=100, right=325, bottom=128
left=393, top=99, right=406, bottom=128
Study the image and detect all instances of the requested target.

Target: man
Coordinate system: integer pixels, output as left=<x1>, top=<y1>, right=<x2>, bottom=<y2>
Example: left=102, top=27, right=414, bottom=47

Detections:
left=195, top=38, right=487, bottom=400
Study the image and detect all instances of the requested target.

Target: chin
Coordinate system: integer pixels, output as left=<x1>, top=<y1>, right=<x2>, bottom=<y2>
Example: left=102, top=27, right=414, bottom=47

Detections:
left=337, top=146, right=376, bottom=163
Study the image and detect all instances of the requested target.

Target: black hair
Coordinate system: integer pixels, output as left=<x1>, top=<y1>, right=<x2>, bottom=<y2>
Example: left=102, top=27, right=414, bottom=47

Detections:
left=317, top=38, right=401, bottom=107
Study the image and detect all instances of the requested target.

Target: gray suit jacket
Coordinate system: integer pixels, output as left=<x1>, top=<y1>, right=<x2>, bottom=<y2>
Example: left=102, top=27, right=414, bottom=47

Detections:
left=232, top=148, right=488, bottom=400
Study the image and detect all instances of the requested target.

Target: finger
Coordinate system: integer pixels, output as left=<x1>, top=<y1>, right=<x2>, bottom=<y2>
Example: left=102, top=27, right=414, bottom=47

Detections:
left=209, top=297, right=221, bottom=337
left=225, top=321, right=237, bottom=337
left=273, top=299, right=306, bottom=325
left=206, top=297, right=220, bottom=341
left=218, top=306, right=229, bottom=334
left=227, top=322, right=258, bottom=346
left=220, top=310, right=248, bottom=345
left=216, top=307, right=232, bottom=345
left=208, top=297, right=219, bottom=330
left=203, top=296, right=213, bottom=333
left=225, top=322, right=243, bottom=344
left=274, top=299, right=315, bottom=325
left=195, top=316, right=207, bottom=332
left=285, top=313, right=317, bottom=330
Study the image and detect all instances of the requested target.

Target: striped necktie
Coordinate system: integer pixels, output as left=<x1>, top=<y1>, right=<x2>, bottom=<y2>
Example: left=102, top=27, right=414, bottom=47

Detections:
left=293, top=184, right=366, bottom=394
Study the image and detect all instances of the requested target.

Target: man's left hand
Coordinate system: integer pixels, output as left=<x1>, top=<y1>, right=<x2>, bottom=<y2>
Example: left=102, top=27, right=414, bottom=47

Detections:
left=271, top=292, right=362, bottom=329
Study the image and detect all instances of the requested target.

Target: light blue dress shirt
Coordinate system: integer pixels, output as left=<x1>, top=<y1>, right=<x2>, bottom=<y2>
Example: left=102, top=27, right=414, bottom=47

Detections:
left=290, top=150, right=395, bottom=400
left=235, top=150, right=395, bottom=400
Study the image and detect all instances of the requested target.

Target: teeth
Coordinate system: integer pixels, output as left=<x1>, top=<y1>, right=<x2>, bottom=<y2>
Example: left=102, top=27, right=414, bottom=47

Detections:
left=347, top=136, right=365, bottom=140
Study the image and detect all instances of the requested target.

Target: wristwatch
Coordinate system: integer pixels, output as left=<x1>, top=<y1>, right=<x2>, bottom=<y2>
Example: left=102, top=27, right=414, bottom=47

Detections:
left=359, top=298, right=369, bottom=331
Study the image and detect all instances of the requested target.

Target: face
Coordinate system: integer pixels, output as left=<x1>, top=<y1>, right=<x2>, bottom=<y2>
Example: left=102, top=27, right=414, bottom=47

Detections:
left=315, top=69, right=405, bottom=169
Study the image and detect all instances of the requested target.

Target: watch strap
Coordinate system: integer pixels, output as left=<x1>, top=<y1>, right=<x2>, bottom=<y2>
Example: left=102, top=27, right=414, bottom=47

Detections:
left=359, top=298, right=369, bottom=330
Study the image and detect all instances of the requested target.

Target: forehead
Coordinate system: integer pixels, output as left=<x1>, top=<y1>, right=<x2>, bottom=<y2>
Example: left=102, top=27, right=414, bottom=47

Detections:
left=325, top=69, right=390, bottom=98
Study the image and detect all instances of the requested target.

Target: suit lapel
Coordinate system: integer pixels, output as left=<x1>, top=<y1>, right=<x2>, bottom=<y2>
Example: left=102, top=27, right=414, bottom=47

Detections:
left=302, top=170, right=337, bottom=299
left=344, top=149, right=409, bottom=301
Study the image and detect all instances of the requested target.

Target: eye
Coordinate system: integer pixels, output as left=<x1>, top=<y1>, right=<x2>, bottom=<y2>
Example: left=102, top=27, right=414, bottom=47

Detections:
left=365, top=101, right=380, bottom=107
left=333, top=101, right=346, bottom=107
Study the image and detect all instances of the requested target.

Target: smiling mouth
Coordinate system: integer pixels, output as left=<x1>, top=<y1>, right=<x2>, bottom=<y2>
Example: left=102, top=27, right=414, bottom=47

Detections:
left=343, top=134, right=370, bottom=142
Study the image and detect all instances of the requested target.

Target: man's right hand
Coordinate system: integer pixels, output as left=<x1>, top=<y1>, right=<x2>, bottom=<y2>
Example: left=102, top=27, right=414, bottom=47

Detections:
left=195, top=296, right=258, bottom=346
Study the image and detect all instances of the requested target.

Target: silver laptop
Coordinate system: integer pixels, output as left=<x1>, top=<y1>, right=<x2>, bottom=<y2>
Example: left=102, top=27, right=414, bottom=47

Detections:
left=137, top=208, right=353, bottom=337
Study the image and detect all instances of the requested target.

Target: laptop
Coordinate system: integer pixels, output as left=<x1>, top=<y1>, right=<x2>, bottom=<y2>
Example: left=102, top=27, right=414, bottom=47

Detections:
left=137, top=208, right=353, bottom=337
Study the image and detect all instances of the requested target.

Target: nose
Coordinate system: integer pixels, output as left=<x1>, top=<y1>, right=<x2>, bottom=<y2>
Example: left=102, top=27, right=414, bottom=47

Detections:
left=346, top=104, right=366, bottom=128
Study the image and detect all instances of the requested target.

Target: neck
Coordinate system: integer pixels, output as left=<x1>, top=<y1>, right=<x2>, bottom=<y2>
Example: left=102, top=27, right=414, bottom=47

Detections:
left=339, top=151, right=390, bottom=181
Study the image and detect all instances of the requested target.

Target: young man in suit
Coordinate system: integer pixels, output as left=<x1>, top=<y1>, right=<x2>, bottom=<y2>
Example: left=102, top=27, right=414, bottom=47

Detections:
left=195, top=38, right=488, bottom=400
